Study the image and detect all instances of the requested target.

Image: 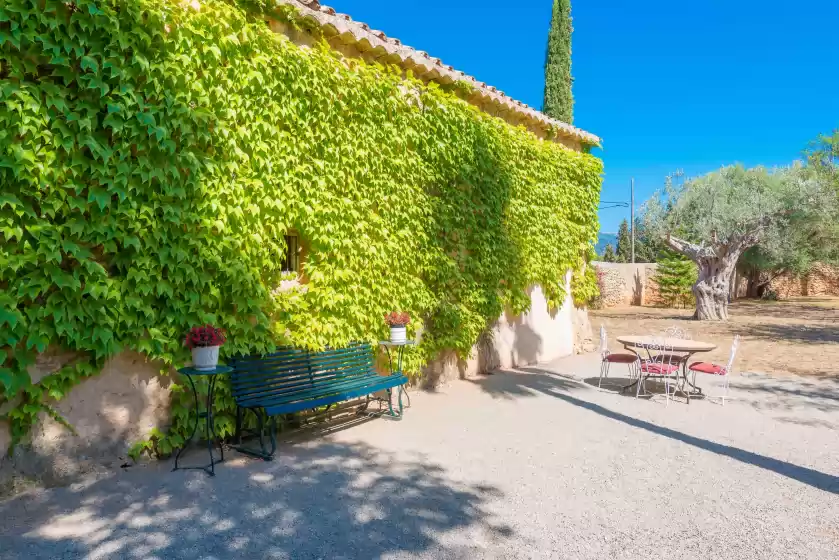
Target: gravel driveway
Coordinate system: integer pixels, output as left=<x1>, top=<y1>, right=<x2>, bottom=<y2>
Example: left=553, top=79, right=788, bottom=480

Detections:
left=1, top=353, right=838, bottom=559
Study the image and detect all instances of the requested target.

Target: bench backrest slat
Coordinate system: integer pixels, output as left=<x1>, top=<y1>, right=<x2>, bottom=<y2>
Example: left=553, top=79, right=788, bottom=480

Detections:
left=232, top=366, right=375, bottom=401
left=230, top=342, right=378, bottom=405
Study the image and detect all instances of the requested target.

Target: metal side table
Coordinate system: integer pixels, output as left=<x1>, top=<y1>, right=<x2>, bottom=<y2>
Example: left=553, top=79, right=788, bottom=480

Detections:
left=173, top=365, right=232, bottom=476
left=379, top=340, right=415, bottom=407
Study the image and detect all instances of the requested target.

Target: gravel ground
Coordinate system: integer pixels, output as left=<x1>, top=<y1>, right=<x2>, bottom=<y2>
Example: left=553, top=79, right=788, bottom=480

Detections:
left=1, top=353, right=838, bottom=559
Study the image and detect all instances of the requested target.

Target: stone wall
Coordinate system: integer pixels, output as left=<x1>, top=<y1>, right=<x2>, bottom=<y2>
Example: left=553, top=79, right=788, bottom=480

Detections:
left=592, top=262, right=660, bottom=307
left=1, top=351, right=173, bottom=491
left=595, top=267, right=627, bottom=308
left=769, top=263, right=839, bottom=298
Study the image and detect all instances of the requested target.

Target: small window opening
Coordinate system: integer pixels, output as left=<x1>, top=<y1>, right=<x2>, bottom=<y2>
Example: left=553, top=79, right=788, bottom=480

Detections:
left=281, top=234, right=299, bottom=273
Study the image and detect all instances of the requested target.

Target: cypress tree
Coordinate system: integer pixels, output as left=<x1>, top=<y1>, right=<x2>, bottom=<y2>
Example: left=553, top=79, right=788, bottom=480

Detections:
left=543, top=0, right=574, bottom=124
left=602, top=244, right=616, bottom=262
left=615, top=219, right=631, bottom=263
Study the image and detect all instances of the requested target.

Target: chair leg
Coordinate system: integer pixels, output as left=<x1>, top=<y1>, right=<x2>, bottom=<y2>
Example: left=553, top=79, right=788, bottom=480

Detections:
left=599, top=360, right=609, bottom=388
left=722, top=374, right=729, bottom=406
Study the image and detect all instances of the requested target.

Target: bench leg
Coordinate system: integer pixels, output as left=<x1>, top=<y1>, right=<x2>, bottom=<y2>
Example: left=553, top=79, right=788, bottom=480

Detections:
left=235, top=406, right=244, bottom=445
left=232, top=408, right=276, bottom=461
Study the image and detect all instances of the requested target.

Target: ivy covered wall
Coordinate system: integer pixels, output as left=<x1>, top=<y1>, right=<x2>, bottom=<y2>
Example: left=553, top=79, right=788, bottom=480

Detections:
left=0, top=0, right=602, bottom=453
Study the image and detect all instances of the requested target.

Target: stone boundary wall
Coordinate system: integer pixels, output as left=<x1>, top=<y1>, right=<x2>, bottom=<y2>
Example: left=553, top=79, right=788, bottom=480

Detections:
left=595, top=268, right=627, bottom=308
left=769, top=263, right=839, bottom=298
left=592, top=262, right=660, bottom=307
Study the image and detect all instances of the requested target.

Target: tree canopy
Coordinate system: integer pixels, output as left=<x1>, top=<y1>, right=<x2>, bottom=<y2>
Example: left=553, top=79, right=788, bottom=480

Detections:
left=644, top=165, right=832, bottom=253
left=642, top=163, right=836, bottom=319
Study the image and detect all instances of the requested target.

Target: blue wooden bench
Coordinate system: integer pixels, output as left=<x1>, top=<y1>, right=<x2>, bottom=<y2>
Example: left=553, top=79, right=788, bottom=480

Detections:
left=228, top=342, right=407, bottom=459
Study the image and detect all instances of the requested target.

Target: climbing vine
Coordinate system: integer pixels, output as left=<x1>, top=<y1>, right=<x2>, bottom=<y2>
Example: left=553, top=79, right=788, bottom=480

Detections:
left=0, top=0, right=602, bottom=454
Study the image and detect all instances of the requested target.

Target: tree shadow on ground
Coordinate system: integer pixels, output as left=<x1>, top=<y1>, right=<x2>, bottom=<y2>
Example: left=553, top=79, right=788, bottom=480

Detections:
left=590, top=310, right=693, bottom=322
left=0, top=438, right=512, bottom=559
left=471, top=369, right=839, bottom=495
left=727, top=378, right=839, bottom=414
left=743, top=322, right=839, bottom=346
left=733, top=299, right=839, bottom=322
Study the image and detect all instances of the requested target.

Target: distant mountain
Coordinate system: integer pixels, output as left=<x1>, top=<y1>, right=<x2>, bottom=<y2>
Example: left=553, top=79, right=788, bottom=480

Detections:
left=595, top=233, right=617, bottom=256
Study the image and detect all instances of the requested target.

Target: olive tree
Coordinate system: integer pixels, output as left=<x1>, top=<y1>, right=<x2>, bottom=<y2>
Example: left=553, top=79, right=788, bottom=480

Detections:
left=644, top=164, right=832, bottom=320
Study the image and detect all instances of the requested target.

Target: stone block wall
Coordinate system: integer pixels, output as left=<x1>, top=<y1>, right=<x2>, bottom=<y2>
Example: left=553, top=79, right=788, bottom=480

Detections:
left=592, top=262, right=660, bottom=307
left=595, top=267, right=627, bottom=308
left=769, top=263, right=839, bottom=298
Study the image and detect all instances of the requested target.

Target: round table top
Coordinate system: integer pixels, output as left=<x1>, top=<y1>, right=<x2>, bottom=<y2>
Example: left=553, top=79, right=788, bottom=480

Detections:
left=616, top=335, right=717, bottom=353
left=178, top=365, right=233, bottom=376
left=379, top=340, right=417, bottom=347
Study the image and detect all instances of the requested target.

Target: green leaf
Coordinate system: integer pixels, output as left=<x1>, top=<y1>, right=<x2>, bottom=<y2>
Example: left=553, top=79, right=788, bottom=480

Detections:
left=80, top=55, right=99, bottom=73
left=87, top=187, right=111, bottom=210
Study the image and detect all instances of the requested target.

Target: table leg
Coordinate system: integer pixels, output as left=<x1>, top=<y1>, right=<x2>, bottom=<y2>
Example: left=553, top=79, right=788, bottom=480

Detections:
left=395, top=346, right=411, bottom=407
left=173, top=374, right=224, bottom=476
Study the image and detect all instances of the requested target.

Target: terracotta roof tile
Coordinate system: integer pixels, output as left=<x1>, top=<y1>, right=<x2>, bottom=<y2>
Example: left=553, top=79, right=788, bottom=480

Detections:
left=276, top=0, right=601, bottom=146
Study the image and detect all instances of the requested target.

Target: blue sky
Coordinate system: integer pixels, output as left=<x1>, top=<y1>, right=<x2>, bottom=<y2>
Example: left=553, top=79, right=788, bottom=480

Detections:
left=326, top=0, right=839, bottom=233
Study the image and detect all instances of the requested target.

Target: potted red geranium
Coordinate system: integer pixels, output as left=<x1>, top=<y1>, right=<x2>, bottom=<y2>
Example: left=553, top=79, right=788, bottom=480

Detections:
left=185, top=324, right=226, bottom=370
left=384, top=311, right=410, bottom=344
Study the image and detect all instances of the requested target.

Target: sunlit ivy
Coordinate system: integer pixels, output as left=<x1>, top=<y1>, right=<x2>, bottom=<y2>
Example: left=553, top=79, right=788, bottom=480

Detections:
left=0, top=0, right=602, bottom=453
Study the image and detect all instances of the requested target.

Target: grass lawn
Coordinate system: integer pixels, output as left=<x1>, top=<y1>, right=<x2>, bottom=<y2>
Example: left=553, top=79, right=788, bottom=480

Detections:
left=590, top=297, right=839, bottom=378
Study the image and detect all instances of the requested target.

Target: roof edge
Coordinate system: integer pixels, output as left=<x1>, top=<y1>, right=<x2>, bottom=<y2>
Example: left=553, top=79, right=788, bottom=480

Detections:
left=273, top=0, right=601, bottom=147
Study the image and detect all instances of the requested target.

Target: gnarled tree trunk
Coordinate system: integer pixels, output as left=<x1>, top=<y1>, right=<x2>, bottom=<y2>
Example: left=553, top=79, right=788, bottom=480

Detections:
left=664, top=234, right=756, bottom=321
left=693, top=255, right=738, bottom=320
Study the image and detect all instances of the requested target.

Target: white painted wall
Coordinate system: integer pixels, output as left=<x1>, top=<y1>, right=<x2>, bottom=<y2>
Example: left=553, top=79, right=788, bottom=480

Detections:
left=422, top=274, right=593, bottom=386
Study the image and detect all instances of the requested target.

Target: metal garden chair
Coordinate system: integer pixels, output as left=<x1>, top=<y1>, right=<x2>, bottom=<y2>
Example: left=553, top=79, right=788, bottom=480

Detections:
left=653, top=326, right=691, bottom=367
left=598, top=326, right=639, bottom=388
left=688, top=335, right=740, bottom=406
left=637, top=337, right=681, bottom=405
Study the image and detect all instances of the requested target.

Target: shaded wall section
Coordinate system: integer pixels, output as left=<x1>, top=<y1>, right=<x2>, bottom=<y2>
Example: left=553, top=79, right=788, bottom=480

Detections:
left=1, top=352, right=173, bottom=491
left=423, top=277, right=594, bottom=386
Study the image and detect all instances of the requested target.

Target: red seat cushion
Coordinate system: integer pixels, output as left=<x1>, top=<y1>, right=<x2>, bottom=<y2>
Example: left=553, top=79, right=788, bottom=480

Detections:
left=689, top=362, right=725, bottom=375
left=604, top=353, right=637, bottom=364
left=640, top=362, right=678, bottom=375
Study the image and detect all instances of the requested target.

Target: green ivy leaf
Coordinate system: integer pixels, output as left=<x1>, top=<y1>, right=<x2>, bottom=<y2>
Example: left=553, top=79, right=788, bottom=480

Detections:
left=80, top=55, right=99, bottom=73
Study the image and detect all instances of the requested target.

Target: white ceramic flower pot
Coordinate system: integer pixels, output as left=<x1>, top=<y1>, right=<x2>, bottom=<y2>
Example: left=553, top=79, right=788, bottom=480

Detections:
left=192, top=345, right=220, bottom=371
left=389, top=326, right=407, bottom=344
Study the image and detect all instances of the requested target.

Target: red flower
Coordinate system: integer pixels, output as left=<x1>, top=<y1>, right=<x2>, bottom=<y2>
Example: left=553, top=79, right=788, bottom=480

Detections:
left=384, top=311, right=410, bottom=327
left=184, top=324, right=227, bottom=348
